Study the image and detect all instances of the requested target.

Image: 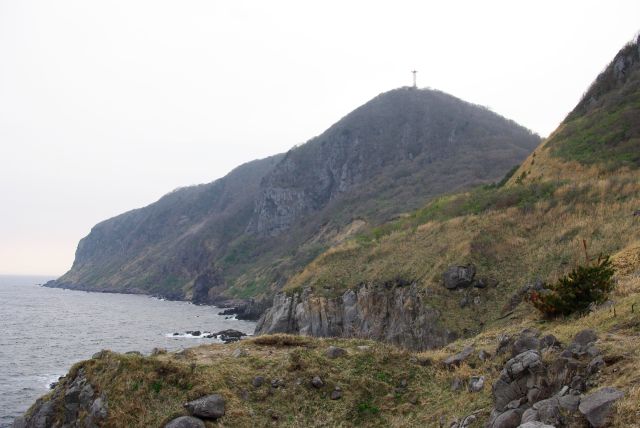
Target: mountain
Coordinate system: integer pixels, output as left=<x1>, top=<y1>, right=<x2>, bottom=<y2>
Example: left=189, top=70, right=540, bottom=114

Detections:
left=19, top=34, right=640, bottom=428
left=48, top=87, right=540, bottom=310
left=257, top=35, right=640, bottom=349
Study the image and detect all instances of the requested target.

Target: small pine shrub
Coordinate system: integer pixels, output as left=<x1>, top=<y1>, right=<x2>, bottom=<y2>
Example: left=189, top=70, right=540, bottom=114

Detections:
left=528, top=255, right=615, bottom=317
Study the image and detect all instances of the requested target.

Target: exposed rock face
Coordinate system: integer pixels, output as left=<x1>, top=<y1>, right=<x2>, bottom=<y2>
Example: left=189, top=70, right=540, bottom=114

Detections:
left=486, top=328, right=624, bottom=428
left=15, top=368, right=107, bottom=428
left=256, top=283, right=456, bottom=350
left=248, top=88, right=539, bottom=236
left=49, top=87, right=539, bottom=303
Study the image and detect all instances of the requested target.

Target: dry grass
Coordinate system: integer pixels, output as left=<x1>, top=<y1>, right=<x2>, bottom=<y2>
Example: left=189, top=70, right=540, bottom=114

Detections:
left=31, top=251, right=640, bottom=427
left=281, top=167, right=640, bottom=337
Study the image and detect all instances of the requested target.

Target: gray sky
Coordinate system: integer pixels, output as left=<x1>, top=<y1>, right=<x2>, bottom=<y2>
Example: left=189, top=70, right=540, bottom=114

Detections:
left=1, top=1, right=639, bottom=275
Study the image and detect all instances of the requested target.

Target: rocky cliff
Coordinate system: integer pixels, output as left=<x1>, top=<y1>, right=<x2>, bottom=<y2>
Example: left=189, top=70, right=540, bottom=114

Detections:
left=255, top=36, right=640, bottom=349
left=49, top=87, right=539, bottom=308
left=255, top=283, right=457, bottom=350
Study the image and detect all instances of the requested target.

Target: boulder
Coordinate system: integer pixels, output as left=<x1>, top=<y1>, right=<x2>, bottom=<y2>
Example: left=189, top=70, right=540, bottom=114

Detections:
left=311, top=376, right=324, bottom=389
left=468, top=376, right=485, bottom=393
left=539, top=335, right=561, bottom=349
left=491, top=408, right=523, bottom=428
left=493, top=350, right=543, bottom=411
left=574, top=329, right=598, bottom=346
left=512, top=334, right=541, bottom=357
left=325, top=346, right=347, bottom=359
left=184, top=394, right=225, bottom=419
left=164, top=416, right=206, bottom=428
left=12, top=416, right=27, bottom=428
left=578, top=387, right=624, bottom=427
left=443, top=264, right=476, bottom=289
left=518, top=422, right=555, bottom=428
left=444, top=346, right=474, bottom=368
left=587, top=355, right=605, bottom=375
left=252, top=376, right=265, bottom=388
left=330, top=387, right=342, bottom=400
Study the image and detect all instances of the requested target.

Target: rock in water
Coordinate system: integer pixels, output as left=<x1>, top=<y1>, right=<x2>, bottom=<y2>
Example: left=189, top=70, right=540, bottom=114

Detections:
left=184, top=394, right=225, bottom=419
left=164, top=416, right=206, bottom=428
left=578, top=387, right=624, bottom=427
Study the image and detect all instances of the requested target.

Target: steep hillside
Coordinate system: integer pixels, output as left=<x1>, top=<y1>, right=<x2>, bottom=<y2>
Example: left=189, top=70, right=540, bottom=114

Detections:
left=49, top=88, right=539, bottom=307
left=257, top=35, right=640, bottom=349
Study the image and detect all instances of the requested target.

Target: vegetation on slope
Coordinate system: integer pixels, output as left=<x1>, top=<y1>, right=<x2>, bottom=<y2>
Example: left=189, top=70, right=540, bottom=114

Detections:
left=279, top=36, right=640, bottom=338
left=26, top=243, right=640, bottom=427
left=53, top=87, right=539, bottom=303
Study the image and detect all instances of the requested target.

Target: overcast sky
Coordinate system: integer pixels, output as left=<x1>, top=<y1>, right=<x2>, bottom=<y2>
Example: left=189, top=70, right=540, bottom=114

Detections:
left=1, top=1, right=639, bottom=275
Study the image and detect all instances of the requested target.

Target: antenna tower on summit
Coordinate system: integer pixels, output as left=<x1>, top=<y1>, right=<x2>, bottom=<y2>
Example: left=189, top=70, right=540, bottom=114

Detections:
left=412, top=70, right=417, bottom=88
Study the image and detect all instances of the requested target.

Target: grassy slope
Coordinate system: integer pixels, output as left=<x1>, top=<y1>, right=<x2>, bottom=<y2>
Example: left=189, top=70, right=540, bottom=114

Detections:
left=278, top=38, right=640, bottom=337
left=35, top=244, right=640, bottom=427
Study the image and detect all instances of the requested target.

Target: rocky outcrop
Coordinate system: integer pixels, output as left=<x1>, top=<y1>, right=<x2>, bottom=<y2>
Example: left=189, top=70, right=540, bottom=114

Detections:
left=248, top=88, right=539, bottom=237
left=15, top=367, right=107, bottom=428
left=486, top=329, right=622, bottom=428
left=255, top=283, right=456, bottom=350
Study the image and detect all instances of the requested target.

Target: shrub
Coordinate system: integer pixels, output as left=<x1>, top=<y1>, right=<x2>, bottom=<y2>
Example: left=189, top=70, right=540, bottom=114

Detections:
left=528, top=255, right=615, bottom=317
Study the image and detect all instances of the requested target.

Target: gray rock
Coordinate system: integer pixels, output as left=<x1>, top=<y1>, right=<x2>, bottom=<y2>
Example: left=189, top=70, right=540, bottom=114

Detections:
left=539, top=335, right=560, bottom=349
left=311, top=376, right=324, bottom=388
left=468, top=376, right=485, bottom=392
left=512, top=334, right=540, bottom=357
left=491, top=409, right=523, bottom=428
left=558, top=394, right=580, bottom=412
left=184, top=394, right=225, bottom=419
left=534, top=398, right=562, bottom=426
left=517, top=423, right=555, bottom=428
left=330, top=387, right=342, bottom=400
left=587, top=355, right=605, bottom=375
left=90, top=396, right=108, bottom=419
left=91, top=350, right=109, bottom=359
left=493, top=350, right=543, bottom=411
left=11, top=416, right=26, bottom=428
left=256, top=283, right=455, bottom=351
left=29, top=400, right=56, bottom=428
left=252, top=376, right=264, bottom=388
left=496, top=334, right=513, bottom=355
left=79, top=383, right=95, bottom=408
left=578, top=387, right=624, bottom=427
left=164, top=416, right=206, bottom=428
left=573, top=329, right=597, bottom=346
left=520, top=408, right=538, bottom=423
left=443, top=265, right=476, bottom=289
left=325, top=346, right=347, bottom=359
left=444, top=346, right=474, bottom=368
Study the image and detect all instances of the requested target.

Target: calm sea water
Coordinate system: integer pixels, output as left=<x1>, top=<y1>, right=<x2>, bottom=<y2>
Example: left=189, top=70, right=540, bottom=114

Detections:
left=0, top=275, right=256, bottom=427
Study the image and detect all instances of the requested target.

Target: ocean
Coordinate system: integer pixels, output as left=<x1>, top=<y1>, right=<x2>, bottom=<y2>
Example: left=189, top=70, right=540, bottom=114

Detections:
left=0, top=275, right=256, bottom=427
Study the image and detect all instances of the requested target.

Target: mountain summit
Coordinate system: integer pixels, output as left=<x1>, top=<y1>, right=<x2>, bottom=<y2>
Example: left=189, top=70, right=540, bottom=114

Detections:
left=49, top=87, right=539, bottom=306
